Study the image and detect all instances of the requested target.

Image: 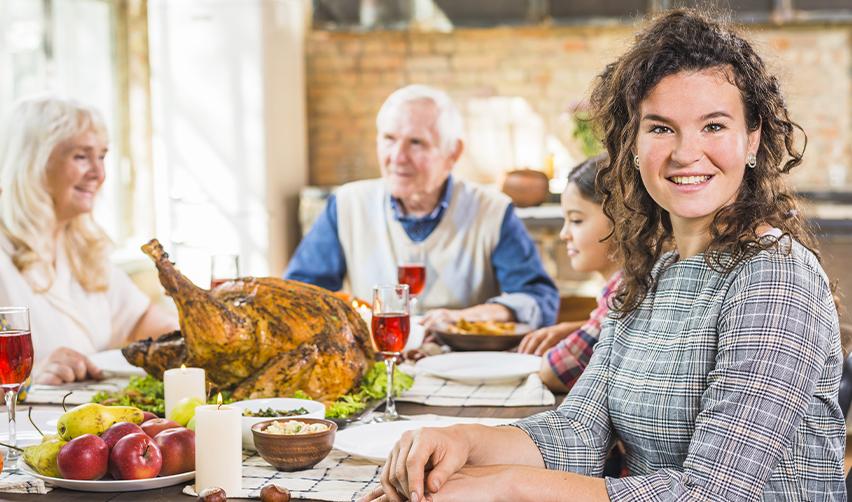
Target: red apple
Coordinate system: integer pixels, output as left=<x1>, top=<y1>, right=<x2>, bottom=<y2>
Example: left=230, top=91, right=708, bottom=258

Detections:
left=153, top=427, right=195, bottom=476
left=109, top=432, right=163, bottom=480
left=101, top=422, right=145, bottom=450
left=142, top=411, right=158, bottom=422
left=141, top=418, right=180, bottom=438
left=57, top=434, right=109, bottom=480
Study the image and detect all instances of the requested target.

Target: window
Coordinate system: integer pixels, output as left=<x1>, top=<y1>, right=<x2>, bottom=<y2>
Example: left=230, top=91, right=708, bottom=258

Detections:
left=0, top=0, right=133, bottom=247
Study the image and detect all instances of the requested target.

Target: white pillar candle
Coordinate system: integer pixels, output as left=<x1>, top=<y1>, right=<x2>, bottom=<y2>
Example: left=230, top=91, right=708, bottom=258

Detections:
left=195, top=400, right=242, bottom=496
left=163, top=365, right=206, bottom=420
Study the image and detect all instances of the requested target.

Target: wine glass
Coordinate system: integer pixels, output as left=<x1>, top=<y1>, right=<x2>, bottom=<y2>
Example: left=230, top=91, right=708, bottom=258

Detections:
left=210, top=254, right=240, bottom=289
left=371, top=284, right=410, bottom=422
left=397, top=246, right=425, bottom=314
left=0, top=307, right=33, bottom=467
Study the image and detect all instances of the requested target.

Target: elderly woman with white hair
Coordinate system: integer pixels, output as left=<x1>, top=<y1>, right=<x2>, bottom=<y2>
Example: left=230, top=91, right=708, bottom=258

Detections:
left=0, top=96, right=178, bottom=385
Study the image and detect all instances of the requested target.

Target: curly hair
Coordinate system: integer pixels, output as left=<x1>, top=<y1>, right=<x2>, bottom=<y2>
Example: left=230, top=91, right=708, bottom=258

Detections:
left=590, top=9, right=817, bottom=315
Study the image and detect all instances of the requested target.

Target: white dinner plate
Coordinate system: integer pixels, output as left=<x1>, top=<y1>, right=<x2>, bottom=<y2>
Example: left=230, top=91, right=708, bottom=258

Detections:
left=334, top=417, right=515, bottom=463
left=88, top=350, right=147, bottom=378
left=18, top=460, right=195, bottom=492
left=230, top=397, right=325, bottom=450
left=415, top=352, right=541, bottom=384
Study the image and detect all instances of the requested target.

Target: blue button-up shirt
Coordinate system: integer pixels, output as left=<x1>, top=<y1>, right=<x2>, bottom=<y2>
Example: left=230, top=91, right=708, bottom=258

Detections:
left=285, top=176, right=558, bottom=327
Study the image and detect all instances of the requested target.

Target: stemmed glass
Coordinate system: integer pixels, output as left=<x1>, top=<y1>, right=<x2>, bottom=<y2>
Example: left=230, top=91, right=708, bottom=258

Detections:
left=397, top=246, right=425, bottom=315
left=0, top=307, right=33, bottom=466
left=371, top=285, right=410, bottom=422
left=210, top=254, right=240, bottom=289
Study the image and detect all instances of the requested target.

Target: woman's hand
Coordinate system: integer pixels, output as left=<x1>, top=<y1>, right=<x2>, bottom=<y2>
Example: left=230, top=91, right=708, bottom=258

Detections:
left=518, top=321, right=583, bottom=355
left=35, top=347, right=103, bottom=385
left=359, top=425, right=474, bottom=502
left=360, top=465, right=520, bottom=502
left=420, top=465, right=519, bottom=502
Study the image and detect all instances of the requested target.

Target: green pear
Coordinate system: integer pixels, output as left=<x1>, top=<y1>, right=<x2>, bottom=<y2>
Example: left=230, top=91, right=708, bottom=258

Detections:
left=56, top=403, right=144, bottom=440
left=22, top=435, right=66, bottom=477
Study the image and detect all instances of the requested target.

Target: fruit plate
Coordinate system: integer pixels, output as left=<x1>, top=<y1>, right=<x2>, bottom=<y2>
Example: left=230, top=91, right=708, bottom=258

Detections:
left=18, top=459, right=195, bottom=492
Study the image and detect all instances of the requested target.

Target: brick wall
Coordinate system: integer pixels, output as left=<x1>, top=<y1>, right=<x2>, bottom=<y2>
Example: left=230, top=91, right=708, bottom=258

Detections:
left=305, top=24, right=852, bottom=190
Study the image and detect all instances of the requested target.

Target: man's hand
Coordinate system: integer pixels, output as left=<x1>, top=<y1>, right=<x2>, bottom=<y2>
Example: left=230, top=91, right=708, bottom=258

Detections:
left=518, top=321, right=584, bottom=355
left=420, top=304, right=514, bottom=332
left=35, top=347, right=103, bottom=385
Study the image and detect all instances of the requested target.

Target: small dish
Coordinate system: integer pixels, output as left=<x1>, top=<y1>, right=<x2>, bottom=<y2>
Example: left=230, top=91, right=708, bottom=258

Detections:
left=431, top=322, right=532, bottom=352
left=230, top=397, right=325, bottom=450
left=251, top=418, right=337, bottom=471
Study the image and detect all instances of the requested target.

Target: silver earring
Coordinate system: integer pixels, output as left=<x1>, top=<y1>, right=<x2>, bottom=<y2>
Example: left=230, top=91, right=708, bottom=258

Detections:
left=746, top=153, right=757, bottom=169
left=633, top=155, right=640, bottom=169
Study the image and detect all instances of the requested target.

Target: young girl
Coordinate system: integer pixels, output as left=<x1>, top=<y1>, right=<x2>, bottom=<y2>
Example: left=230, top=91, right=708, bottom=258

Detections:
left=518, top=156, right=622, bottom=394
left=362, top=9, right=845, bottom=502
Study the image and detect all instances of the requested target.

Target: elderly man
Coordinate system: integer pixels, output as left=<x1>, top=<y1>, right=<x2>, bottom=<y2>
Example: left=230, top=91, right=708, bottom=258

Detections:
left=285, top=84, right=558, bottom=329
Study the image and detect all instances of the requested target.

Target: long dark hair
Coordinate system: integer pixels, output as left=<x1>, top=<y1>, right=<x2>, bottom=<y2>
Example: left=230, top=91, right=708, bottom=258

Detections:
left=590, top=9, right=817, bottom=315
left=567, top=154, right=607, bottom=205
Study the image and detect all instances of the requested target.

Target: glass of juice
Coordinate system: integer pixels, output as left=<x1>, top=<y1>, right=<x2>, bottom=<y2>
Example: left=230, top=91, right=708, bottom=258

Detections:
left=370, top=285, right=410, bottom=422
left=210, top=254, right=240, bottom=289
left=0, top=307, right=33, bottom=466
left=397, top=246, right=425, bottom=314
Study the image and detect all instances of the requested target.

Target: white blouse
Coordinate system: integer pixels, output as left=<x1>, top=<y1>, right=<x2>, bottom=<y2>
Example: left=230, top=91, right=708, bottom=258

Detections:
left=0, top=233, right=150, bottom=371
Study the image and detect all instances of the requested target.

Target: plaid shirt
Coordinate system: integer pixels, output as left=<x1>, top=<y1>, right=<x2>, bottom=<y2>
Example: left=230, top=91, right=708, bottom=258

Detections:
left=516, top=238, right=846, bottom=501
left=546, top=271, right=622, bottom=389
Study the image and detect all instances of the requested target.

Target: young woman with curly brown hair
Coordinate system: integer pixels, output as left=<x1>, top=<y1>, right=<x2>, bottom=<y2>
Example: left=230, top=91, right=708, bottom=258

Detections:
left=360, top=9, right=845, bottom=502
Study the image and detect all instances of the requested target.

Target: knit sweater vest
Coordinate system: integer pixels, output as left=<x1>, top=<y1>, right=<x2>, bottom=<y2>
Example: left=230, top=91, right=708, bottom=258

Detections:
left=336, top=178, right=509, bottom=311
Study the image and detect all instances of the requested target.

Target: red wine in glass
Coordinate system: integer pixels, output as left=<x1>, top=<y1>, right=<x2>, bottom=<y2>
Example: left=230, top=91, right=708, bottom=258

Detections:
left=397, top=265, right=426, bottom=297
left=210, top=278, right=229, bottom=288
left=0, top=330, right=33, bottom=390
left=210, top=254, right=239, bottom=289
left=0, top=307, right=33, bottom=467
left=371, top=313, right=410, bottom=353
left=371, top=285, right=409, bottom=422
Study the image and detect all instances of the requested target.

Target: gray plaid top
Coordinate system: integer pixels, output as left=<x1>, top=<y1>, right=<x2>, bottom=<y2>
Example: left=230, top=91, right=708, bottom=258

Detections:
left=515, top=237, right=846, bottom=501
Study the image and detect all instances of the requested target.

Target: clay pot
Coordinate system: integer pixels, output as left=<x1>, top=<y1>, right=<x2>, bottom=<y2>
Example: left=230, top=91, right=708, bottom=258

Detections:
left=501, top=169, right=549, bottom=208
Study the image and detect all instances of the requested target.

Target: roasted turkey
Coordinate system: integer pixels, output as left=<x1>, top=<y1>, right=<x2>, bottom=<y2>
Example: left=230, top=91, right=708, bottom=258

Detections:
left=122, top=239, right=375, bottom=402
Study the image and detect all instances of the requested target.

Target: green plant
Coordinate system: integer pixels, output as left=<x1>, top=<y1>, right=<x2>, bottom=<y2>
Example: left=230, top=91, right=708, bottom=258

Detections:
left=572, top=112, right=603, bottom=158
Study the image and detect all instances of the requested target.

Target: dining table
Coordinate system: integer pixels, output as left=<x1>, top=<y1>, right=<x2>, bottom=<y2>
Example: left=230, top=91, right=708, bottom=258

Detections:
left=0, top=400, right=559, bottom=501
left=4, top=389, right=852, bottom=500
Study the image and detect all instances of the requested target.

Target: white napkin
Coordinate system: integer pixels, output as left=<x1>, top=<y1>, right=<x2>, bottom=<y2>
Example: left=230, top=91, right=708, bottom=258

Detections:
left=23, top=377, right=130, bottom=406
left=0, top=468, right=52, bottom=494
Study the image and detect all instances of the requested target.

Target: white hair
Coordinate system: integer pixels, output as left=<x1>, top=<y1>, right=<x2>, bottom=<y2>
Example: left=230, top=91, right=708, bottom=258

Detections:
left=376, top=84, right=464, bottom=154
left=0, top=95, right=111, bottom=292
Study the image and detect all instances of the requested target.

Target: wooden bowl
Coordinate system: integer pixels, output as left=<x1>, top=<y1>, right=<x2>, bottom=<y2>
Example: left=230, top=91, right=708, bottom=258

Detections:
left=251, top=418, right=337, bottom=471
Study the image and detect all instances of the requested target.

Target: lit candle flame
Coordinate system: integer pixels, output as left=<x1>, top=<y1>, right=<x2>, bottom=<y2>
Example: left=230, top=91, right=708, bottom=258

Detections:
left=180, top=363, right=186, bottom=370
left=216, top=392, right=223, bottom=409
